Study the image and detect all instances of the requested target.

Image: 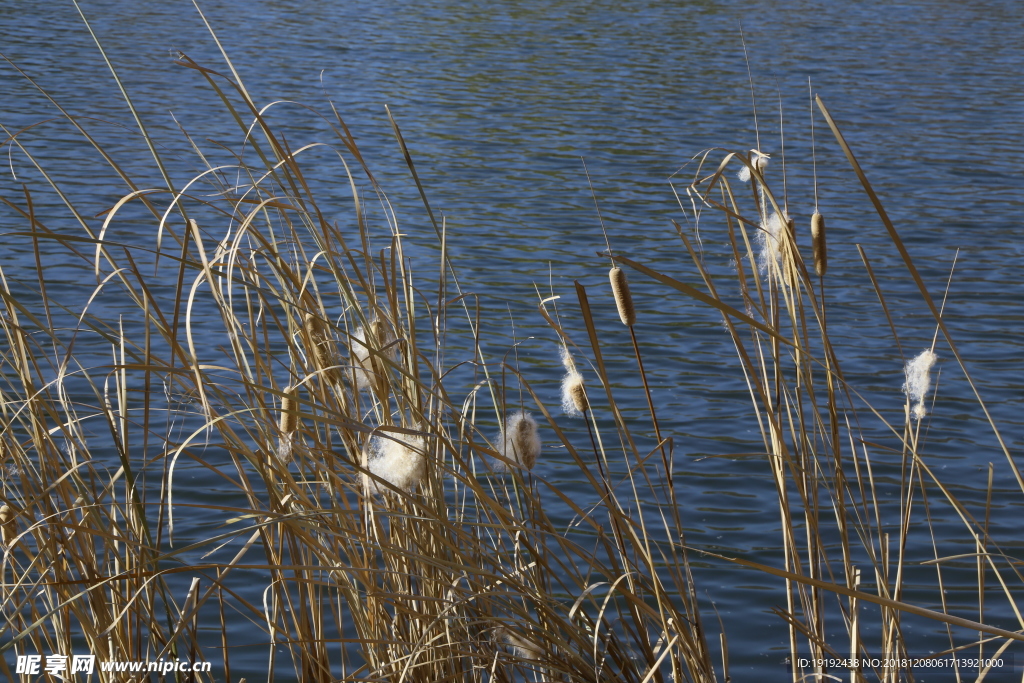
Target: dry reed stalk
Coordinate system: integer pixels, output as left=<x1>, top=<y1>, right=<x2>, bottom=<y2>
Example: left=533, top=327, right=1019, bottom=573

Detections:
left=811, top=211, right=827, bottom=276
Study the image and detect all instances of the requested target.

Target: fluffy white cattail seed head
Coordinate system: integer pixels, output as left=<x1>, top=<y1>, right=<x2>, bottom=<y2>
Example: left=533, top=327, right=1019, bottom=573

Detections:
left=902, top=349, right=938, bottom=421
left=496, top=411, right=541, bottom=471
left=609, top=267, right=636, bottom=326
left=811, top=211, right=827, bottom=277
left=559, top=345, right=588, bottom=417
left=562, top=372, right=588, bottom=417
left=365, top=434, right=427, bottom=494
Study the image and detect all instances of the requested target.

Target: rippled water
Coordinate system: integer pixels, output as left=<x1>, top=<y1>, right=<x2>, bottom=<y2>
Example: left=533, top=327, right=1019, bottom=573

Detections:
left=3, top=0, right=1024, bottom=678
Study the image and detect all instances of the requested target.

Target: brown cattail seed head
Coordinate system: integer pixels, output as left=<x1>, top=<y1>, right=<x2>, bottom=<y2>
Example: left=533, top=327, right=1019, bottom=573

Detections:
left=811, top=211, right=827, bottom=277
left=570, top=379, right=589, bottom=414
left=562, top=372, right=589, bottom=416
left=304, top=314, right=335, bottom=372
left=279, top=386, right=298, bottom=434
left=0, top=504, right=15, bottom=545
left=609, top=267, right=636, bottom=327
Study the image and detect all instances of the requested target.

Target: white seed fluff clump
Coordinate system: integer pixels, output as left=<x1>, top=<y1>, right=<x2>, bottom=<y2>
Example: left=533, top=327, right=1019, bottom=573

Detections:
left=365, top=434, right=427, bottom=493
left=276, top=434, right=296, bottom=464
left=757, top=212, right=787, bottom=275
left=737, top=149, right=769, bottom=183
left=902, top=349, right=938, bottom=421
left=351, top=321, right=395, bottom=391
left=496, top=411, right=541, bottom=472
left=350, top=324, right=375, bottom=390
left=559, top=346, right=588, bottom=418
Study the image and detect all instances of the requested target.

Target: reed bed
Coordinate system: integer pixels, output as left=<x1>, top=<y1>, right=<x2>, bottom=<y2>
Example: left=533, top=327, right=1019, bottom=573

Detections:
left=0, top=16, right=712, bottom=683
left=1, top=10, right=1022, bottom=683
left=636, top=100, right=1024, bottom=681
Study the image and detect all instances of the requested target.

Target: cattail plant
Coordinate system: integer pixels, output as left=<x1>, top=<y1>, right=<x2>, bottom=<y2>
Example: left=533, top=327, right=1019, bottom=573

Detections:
left=364, top=434, right=427, bottom=493
left=495, top=411, right=541, bottom=471
left=810, top=211, right=827, bottom=276
left=559, top=346, right=588, bottom=417
left=609, top=267, right=636, bottom=327
left=903, top=348, right=938, bottom=421
left=277, top=385, right=298, bottom=463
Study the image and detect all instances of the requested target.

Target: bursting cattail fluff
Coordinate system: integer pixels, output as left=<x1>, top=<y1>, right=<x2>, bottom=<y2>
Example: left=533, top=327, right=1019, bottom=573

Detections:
left=559, top=346, right=589, bottom=417
left=811, top=211, right=827, bottom=277
left=496, top=411, right=541, bottom=471
left=277, top=385, right=298, bottom=463
left=737, top=150, right=769, bottom=183
left=757, top=212, right=787, bottom=275
left=902, top=349, right=938, bottom=421
left=351, top=321, right=388, bottom=391
left=609, top=267, right=636, bottom=327
left=365, top=434, right=427, bottom=493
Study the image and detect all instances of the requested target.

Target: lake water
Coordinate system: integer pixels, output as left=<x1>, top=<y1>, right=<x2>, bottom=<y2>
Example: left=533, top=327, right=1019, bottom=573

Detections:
left=3, top=0, right=1024, bottom=679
